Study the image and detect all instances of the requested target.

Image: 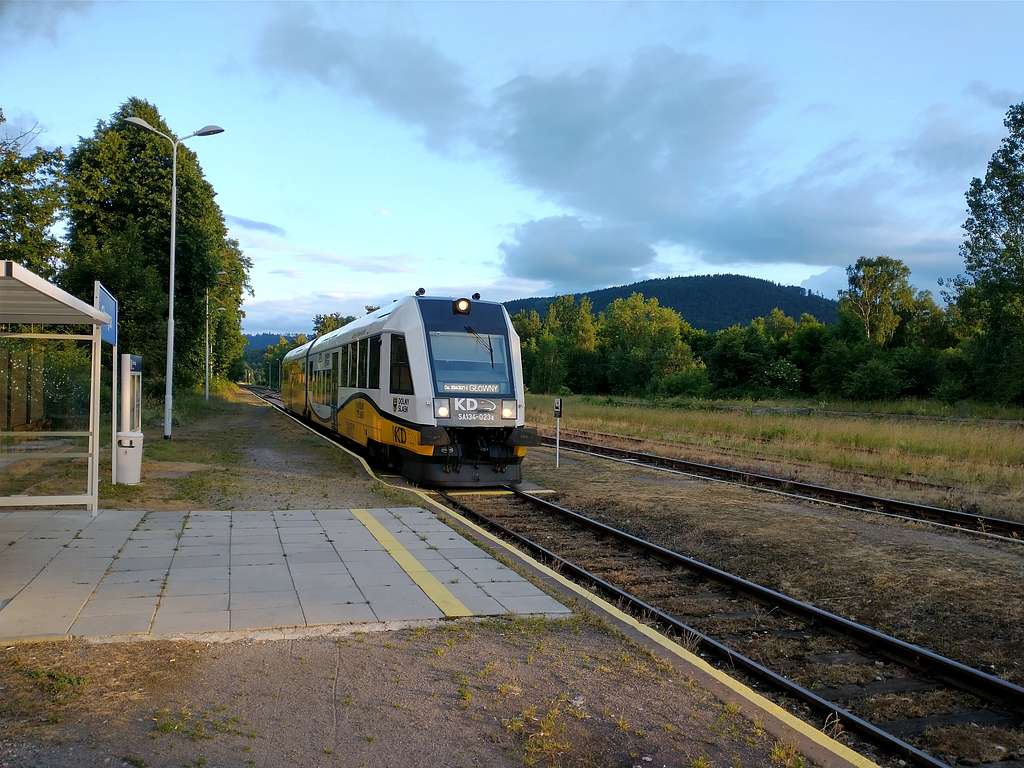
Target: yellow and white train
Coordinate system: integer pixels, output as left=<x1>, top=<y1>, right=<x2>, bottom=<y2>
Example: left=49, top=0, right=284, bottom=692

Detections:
left=281, top=295, right=538, bottom=487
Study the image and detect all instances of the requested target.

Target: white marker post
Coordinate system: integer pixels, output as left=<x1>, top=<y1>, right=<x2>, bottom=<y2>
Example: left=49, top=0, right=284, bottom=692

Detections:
left=553, top=397, right=562, bottom=468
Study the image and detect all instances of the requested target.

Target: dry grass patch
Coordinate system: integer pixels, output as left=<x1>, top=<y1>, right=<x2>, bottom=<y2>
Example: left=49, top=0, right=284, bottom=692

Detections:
left=526, top=393, right=1024, bottom=517
left=0, top=640, right=202, bottom=734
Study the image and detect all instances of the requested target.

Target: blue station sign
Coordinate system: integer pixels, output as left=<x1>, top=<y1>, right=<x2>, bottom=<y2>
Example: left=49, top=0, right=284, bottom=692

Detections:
left=95, top=282, right=118, bottom=346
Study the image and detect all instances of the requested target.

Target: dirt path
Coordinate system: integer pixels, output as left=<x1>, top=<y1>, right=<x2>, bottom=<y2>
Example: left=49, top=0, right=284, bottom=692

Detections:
left=522, top=446, right=1024, bottom=685
left=101, top=386, right=394, bottom=511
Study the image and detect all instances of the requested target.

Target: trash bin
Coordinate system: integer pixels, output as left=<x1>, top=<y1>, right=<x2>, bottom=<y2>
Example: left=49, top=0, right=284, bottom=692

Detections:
left=116, top=431, right=144, bottom=485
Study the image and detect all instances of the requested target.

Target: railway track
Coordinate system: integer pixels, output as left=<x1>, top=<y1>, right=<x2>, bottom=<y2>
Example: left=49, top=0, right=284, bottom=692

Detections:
left=438, top=487, right=1024, bottom=768
left=542, top=434, right=1024, bottom=542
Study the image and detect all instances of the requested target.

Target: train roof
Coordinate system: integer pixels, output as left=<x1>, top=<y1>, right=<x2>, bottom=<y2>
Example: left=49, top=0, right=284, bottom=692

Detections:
left=282, top=294, right=509, bottom=362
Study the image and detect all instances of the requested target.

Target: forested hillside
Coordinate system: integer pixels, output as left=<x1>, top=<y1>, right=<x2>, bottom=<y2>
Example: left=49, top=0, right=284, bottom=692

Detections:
left=504, top=274, right=838, bottom=331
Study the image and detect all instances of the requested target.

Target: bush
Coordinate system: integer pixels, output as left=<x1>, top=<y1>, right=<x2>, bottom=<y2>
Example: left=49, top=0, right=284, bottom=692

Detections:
left=758, top=359, right=801, bottom=396
left=842, top=358, right=904, bottom=400
left=656, top=366, right=711, bottom=398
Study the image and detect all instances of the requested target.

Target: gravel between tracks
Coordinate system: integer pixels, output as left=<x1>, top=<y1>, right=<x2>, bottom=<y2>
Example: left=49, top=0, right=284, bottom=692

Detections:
left=521, top=447, right=1024, bottom=687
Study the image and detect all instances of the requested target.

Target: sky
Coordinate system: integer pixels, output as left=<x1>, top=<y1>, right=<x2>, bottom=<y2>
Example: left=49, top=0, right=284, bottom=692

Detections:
left=2, top=1, right=1023, bottom=333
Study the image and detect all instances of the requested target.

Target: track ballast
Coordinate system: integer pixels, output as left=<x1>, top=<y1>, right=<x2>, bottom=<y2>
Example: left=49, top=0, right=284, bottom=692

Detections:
left=438, top=487, right=1024, bottom=768
left=541, top=434, right=1024, bottom=541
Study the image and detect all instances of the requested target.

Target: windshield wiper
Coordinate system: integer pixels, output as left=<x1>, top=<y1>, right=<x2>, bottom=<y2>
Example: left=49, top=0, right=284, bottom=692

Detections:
left=465, top=325, right=494, bottom=368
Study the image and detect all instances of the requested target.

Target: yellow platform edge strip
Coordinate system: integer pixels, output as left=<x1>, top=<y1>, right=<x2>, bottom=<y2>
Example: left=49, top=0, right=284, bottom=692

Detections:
left=258, top=389, right=877, bottom=768
left=351, top=507, right=472, bottom=618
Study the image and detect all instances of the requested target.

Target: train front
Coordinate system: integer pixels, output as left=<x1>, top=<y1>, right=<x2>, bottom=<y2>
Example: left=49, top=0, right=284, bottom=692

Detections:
left=410, top=296, right=538, bottom=487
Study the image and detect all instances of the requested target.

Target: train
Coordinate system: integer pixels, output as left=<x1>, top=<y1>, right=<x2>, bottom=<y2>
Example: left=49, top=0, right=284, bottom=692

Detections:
left=280, top=294, right=539, bottom=487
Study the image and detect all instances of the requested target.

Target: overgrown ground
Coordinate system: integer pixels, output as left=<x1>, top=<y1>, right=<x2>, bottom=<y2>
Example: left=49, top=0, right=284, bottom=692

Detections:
left=521, top=446, right=1024, bottom=686
left=526, top=394, right=1024, bottom=519
left=0, top=613, right=801, bottom=767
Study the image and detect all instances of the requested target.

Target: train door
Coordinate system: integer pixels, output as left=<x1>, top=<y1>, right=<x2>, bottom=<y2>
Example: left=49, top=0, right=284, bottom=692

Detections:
left=331, top=350, right=340, bottom=430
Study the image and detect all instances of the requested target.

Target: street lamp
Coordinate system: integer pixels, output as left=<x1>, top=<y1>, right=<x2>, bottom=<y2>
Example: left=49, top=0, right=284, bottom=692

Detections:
left=125, top=116, right=224, bottom=438
left=205, top=270, right=227, bottom=402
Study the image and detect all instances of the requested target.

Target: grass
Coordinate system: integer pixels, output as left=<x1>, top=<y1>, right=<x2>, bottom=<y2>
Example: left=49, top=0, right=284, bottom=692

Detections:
left=151, top=705, right=256, bottom=741
left=23, top=668, right=86, bottom=701
left=526, top=393, right=1024, bottom=495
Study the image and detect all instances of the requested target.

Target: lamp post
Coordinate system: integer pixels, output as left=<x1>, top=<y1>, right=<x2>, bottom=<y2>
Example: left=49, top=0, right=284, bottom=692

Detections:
left=125, top=116, right=224, bottom=438
left=205, top=270, right=227, bottom=402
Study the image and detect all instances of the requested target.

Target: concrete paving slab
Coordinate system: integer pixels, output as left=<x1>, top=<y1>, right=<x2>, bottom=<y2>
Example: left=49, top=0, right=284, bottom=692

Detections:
left=162, top=580, right=229, bottom=597
left=304, top=602, right=377, bottom=625
left=159, top=594, right=230, bottom=614
left=0, top=506, right=568, bottom=640
left=93, top=581, right=165, bottom=599
left=71, top=612, right=153, bottom=637
left=230, top=605, right=305, bottom=630
left=79, top=595, right=159, bottom=618
left=230, top=590, right=301, bottom=610
left=296, top=585, right=365, bottom=607
left=152, top=609, right=231, bottom=635
left=110, top=556, right=174, bottom=572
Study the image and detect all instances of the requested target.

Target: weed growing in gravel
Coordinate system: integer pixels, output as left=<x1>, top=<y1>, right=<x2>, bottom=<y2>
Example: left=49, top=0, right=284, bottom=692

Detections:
left=503, top=703, right=571, bottom=767
left=22, top=668, right=86, bottom=701
left=151, top=706, right=255, bottom=741
left=770, top=740, right=806, bottom=767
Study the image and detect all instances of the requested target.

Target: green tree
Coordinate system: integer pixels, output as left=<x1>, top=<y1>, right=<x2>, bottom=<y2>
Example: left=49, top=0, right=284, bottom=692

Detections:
left=838, top=256, right=914, bottom=345
left=313, top=312, right=356, bottom=336
left=0, top=108, right=65, bottom=278
left=598, top=293, right=696, bottom=395
left=544, top=296, right=600, bottom=393
left=511, top=309, right=542, bottom=346
left=949, top=102, right=1024, bottom=402
left=61, top=98, right=248, bottom=392
left=529, top=330, right=565, bottom=393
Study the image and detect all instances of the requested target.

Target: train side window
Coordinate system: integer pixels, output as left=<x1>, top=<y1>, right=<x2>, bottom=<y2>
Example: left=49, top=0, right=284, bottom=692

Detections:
left=390, top=334, right=414, bottom=395
left=368, top=336, right=381, bottom=389
left=340, top=345, right=349, bottom=387
left=357, top=338, right=369, bottom=388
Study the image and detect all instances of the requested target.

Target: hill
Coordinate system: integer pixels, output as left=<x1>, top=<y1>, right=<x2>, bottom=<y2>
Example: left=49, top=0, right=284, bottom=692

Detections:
left=243, top=332, right=302, bottom=364
left=503, top=274, right=838, bottom=331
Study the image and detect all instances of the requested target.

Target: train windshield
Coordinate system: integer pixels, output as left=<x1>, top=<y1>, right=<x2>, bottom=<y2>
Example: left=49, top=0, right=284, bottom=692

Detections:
left=428, top=331, right=512, bottom=395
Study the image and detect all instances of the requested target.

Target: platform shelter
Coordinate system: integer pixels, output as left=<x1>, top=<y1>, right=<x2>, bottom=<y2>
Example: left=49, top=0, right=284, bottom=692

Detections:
left=0, top=261, right=111, bottom=514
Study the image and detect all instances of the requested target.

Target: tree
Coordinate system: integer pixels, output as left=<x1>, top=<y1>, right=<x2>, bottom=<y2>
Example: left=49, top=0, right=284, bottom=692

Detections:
left=0, top=108, right=65, bottom=278
left=838, top=256, right=914, bottom=345
left=949, top=102, right=1024, bottom=402
left=313, top=312, right=356, bottom=336
left=61, top=98, right=248, bottom=391
left=599, top=293, right=696, bottom=395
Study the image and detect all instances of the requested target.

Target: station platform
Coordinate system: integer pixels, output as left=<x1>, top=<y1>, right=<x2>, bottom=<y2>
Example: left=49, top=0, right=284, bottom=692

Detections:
left=0, top=506, right=569, bottom=641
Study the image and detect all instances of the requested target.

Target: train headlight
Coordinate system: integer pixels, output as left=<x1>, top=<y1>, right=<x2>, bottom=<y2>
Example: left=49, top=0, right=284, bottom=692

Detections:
left=433, top=398, right=451, bottom=418
left=501, top=400, right=516, bottom=419
left=453, top=298, right=471, bottom=314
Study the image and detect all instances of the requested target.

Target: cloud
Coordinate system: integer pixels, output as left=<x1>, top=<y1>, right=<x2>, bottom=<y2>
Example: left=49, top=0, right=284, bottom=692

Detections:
left=258, top=9, right=474, bottom=148
left=226, top=215, right=287, bottom=237
left=254, top=18, right=974, bottom=293
left=0, top=0, right=90, bottom=40
left=896, top=106, right=994, bottom=179
left=300, top=251, right=417, bottom=273
left=965, top=81, right=1024, bottom=111
left=801, top=266, right=846, bottom=299
left=499, top=216, right=656, bottom=291
left=483, top=47, right=773, bottom=229
left=268, top=268, right=301, bottom=279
